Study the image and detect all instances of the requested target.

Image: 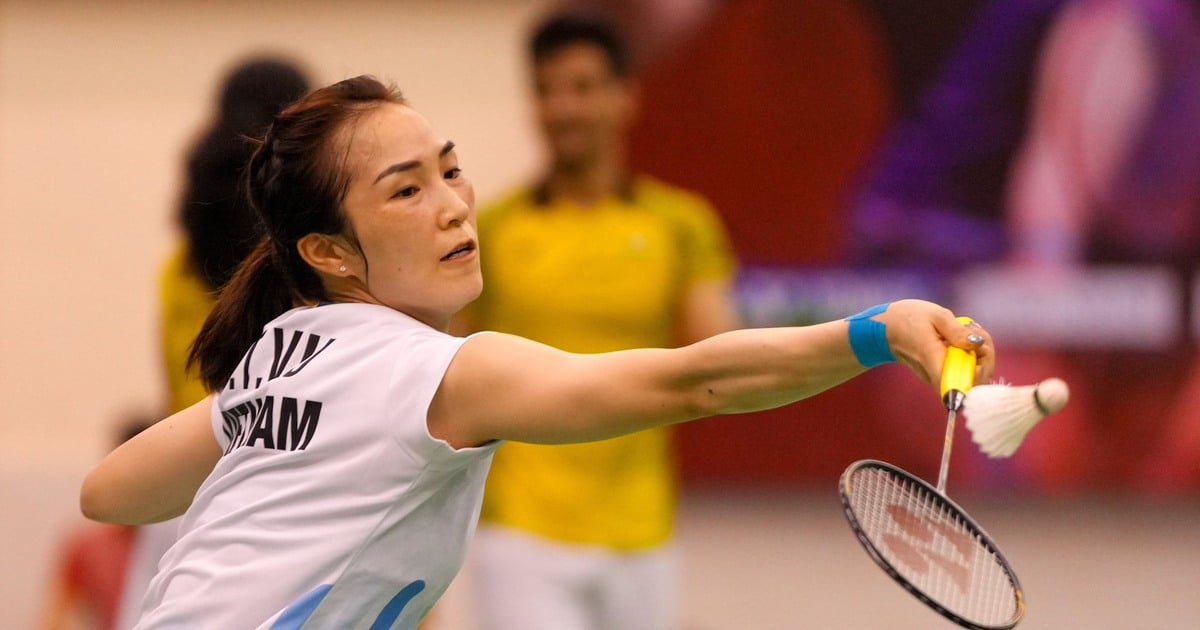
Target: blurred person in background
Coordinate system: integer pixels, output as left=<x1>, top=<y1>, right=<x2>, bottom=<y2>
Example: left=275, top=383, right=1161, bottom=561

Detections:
left=160, top=57, right=312, bottom=412
left=1005, top=0, right=1200, bottom=492
left=116, top=56, right=311, bottom=629
left=849, top=0, right=1067, bottom=270
left=37, top=419, right=151, bottom=630
left=849, top=0, right=1200, bottom=492
left=846, top=0, right=1089, bottom=492
left=455, top=11, right=741, bottom=630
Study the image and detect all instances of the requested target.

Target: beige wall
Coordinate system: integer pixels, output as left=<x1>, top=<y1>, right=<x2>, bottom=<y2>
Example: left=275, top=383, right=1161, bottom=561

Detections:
left=0, top=0, right=550, bottom=624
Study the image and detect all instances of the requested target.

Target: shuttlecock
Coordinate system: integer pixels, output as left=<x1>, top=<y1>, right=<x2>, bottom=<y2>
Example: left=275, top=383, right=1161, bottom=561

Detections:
left=963, top=377, right=1070, bottom=458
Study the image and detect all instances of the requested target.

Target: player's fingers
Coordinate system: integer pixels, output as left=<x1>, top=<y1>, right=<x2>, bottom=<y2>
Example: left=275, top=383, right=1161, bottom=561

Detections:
left=880, top=300, right=998, bottom=386
left=968, top=322, right=996, bottom=384
left=938, top=314, right=996, bottom=384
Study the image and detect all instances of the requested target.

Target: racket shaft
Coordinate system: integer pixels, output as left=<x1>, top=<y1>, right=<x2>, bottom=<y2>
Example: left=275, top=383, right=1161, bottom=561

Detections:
left=938, top=409, right=956, bottom=493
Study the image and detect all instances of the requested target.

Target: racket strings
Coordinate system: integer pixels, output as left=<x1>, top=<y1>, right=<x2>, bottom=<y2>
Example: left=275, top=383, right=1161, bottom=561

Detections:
left=849, top=467, right=1019, bottom=627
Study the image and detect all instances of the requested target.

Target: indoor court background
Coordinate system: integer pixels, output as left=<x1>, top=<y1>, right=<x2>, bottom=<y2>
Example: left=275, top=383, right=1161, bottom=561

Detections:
left=3, top=1, right=1198, bottom=628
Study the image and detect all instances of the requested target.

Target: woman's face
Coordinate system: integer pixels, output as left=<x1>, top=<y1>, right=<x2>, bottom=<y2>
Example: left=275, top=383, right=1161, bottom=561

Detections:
left=335, top=103, right=481, bottom=328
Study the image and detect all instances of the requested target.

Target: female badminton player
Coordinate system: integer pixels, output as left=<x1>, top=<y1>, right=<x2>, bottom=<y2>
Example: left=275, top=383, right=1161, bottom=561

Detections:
left=79, top=76, right=994, bottom=629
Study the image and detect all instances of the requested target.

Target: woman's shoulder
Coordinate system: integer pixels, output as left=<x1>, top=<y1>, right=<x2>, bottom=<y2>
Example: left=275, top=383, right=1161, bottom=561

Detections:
left=238, top=304, right=463, bottom=393
left=267, top=303, right=452, bottom=344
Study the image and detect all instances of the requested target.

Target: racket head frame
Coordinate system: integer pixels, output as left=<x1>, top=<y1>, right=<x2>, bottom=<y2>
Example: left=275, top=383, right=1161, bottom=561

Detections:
left=839, top=459, right=1025, bottom=630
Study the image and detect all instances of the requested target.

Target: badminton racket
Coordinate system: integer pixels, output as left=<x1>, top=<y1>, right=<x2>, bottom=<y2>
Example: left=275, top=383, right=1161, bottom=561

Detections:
left=840, top=323, right=1025, bottom=629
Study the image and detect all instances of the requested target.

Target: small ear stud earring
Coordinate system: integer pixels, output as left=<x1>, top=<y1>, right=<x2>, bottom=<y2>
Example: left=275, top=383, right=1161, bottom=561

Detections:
left=339, top=265, right=347, bottom=273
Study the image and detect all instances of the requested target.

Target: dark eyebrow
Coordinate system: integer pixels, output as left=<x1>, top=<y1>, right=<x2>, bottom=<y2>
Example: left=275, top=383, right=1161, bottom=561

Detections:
left=373, top=141, right=456, bottom=184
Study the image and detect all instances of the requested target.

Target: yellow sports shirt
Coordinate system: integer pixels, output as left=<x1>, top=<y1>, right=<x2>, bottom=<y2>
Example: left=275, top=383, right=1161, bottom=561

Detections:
left=470, top=176, right=736, bottom=550
left=159, top=245, right=217, bottom=413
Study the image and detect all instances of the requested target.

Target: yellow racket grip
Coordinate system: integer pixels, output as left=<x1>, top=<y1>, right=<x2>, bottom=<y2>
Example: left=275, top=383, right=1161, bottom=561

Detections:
left=939, top=316, right=978, bottom=411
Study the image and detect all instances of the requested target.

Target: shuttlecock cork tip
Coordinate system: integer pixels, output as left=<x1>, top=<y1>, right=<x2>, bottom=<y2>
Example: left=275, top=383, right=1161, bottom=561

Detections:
left=1034, top=377, right=1069, bottom=414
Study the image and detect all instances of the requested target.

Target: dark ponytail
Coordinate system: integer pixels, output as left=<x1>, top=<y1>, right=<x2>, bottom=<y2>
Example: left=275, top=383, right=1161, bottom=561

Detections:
left=189, top=238, right=294, bottom=390
left=188, top=75, right=406, bottom=392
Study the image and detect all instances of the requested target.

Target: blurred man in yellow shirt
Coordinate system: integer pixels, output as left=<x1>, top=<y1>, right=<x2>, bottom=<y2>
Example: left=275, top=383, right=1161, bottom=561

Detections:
left=458, top=12, right=741, bottom=630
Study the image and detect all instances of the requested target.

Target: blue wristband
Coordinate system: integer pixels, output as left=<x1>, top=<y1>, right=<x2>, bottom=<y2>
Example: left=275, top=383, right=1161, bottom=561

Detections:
left=845, top=303, right=896, bottom=368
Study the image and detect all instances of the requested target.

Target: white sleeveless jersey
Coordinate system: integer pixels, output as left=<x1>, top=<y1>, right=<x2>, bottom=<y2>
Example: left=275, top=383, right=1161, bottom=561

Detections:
left=134, top=303, right=498, bottom=629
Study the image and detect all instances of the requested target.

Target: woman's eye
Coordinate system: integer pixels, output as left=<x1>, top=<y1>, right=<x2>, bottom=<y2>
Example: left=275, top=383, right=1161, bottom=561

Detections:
left=392, top=186, right=419, bottom=199
left=444, top=167, right=463, bottom=180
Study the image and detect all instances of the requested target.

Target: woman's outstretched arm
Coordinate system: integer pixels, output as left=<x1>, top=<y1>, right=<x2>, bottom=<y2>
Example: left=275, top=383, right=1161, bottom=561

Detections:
left=430, top=299, right=993, bottom=447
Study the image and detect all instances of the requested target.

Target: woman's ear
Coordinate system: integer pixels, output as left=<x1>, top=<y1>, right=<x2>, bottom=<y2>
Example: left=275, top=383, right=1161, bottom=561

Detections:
left=296, top=233, right=355, bottom=277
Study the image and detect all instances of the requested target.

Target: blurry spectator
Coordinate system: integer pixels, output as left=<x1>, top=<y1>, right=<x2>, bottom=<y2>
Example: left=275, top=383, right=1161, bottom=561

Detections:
left=1009, top=0, right=1200, bottom=268
left=850, top=0, right=1068, bottom=269
left=456, top=11, right=740, bottom=630
left=116, top=57, right=310, bottom=629
left=1006, top=0, right=1200, bottom=492
left=850, top=0, right=1200, bottom=492
left=846, top=0, right=1088, bottom=492
left=160, top=57, right=312, bottom=412
left=37, top=420, right=150, bottom=630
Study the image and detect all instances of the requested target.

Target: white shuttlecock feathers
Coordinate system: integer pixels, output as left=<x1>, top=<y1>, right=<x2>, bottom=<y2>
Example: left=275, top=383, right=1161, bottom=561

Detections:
left=963, top=377, right=1070, bottom=458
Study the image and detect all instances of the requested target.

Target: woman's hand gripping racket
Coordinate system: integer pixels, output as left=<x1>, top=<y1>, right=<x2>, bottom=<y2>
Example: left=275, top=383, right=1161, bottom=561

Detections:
left=840, top=319, right=1025, bottom=629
